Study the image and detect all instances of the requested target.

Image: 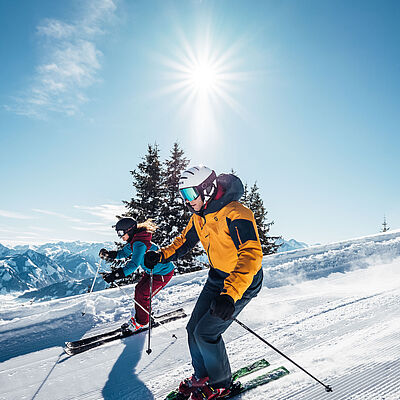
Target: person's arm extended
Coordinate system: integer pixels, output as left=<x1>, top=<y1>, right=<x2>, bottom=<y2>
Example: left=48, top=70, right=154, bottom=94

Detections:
left=122, top=241, right=147, bottom=276
left=160, top=216, right=200, bottom=262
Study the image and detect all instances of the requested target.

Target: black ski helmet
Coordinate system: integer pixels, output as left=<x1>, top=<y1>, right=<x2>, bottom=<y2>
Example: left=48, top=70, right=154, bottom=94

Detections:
left=114, top=217, right=137, bottom=238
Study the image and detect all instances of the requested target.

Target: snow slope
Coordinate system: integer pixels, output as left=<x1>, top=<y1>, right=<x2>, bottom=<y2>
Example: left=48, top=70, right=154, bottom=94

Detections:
left=1, top=230, right=400, bottom=400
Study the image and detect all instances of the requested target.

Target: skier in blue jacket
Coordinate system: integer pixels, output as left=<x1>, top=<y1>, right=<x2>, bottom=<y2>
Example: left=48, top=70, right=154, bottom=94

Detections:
left=99, top=217, right=174, bottom=332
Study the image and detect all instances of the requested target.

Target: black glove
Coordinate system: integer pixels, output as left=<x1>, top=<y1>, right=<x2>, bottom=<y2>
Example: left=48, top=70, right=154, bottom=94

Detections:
left=99, top=248, right=117, bottom=262
left=100, top=267, right=125, bottom=284
left=144, top=250, right=162, bottom=269
left=210, top=294, right=235, bottom=321
left=99, top=248, right=108, bottom=259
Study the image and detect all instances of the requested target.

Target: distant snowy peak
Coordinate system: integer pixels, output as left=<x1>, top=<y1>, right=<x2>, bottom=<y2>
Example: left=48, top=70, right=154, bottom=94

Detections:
left=13, top=244, right=35, bottom=252
left=36, top=242, right=112, bottom=280
left=0, top=243, right=11, bottom=257
left=34, top=241, right=113, bottom=260
left=0, top=251, right=64, bottom=294
left=277, top=238, right=309, bottom=253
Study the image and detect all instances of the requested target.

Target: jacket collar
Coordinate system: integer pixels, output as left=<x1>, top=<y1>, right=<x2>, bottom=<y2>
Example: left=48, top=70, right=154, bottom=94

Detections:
left=129, top=229, right=152, bottom=251
left=194, top=174, right=244, bottom=216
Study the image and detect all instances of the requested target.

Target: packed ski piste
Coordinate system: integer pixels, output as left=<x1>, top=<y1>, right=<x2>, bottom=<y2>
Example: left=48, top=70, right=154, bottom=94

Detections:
left=2, top=166, right=400, bottom=399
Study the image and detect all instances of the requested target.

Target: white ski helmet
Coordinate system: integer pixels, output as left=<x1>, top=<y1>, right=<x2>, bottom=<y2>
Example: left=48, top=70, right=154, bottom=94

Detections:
left=178, top=165, right=217, bottom=204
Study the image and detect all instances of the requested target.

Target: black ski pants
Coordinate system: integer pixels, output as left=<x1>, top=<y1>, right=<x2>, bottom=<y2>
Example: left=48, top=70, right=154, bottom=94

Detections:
left=186, top=267, right=263, bottom=388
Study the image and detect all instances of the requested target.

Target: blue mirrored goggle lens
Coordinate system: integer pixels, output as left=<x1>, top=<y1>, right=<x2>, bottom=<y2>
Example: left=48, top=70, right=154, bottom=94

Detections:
left=117, top=230, right=125, bottom=237
left=180, top=187, right=200, bottom=202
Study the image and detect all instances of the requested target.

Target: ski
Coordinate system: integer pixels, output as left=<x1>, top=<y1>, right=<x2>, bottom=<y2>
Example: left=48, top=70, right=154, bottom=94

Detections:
left=64, top=308, right=187, bottom=355
left=164, top=359, right=289, bottom=400
left=65, top=308, right=186, bottom=349
left=232, top=358, right=270, bottom=380
left=226, top=366, right=290, bottom=398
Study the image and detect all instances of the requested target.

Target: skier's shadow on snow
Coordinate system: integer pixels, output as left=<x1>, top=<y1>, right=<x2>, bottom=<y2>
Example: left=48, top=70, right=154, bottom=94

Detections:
left=102, top=332, right=154, bottom=400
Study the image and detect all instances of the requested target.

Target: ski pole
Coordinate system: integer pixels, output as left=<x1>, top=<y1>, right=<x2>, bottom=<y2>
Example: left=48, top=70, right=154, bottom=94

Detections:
left=234, top=318, right=333, bottom=393
left=146, top=269, right=154, bottom=355
left=113, top=281, right=178, bottom=339
left=114, top=281, right=150, bottom=315
left=82, top=259, right=102, bottom=316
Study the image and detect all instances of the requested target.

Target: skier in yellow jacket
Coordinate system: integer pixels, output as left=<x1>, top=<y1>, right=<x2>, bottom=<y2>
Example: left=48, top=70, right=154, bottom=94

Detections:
left=144, top=166, right=263, bottom=400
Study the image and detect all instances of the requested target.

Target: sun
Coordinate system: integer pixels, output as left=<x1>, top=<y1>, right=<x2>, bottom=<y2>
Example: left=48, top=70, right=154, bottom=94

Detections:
left=159, top=31, right=246, bottom=108
left=157, top=27, right=250, bottom=146
left=189, top=62, right=218, bottom=92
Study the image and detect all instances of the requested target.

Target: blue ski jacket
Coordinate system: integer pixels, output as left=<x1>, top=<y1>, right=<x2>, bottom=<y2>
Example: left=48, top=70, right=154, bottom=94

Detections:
left=116, top=241, right=175, bottom=277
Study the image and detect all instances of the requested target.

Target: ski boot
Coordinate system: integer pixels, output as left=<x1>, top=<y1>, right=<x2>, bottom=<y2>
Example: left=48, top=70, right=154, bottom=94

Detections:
left=176, top=375, right=210, bottom=399
left=176, top=375, right=198, bottom=399
left=183, top=376, right=231, bottom=400
left=191, top=386, right=228, bottom=399
left=121, top=316, right=145, bottom=335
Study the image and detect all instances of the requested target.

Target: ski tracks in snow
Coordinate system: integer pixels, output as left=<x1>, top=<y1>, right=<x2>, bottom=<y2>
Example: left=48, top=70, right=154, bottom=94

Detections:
left=256, top=286, right=400, bottom=399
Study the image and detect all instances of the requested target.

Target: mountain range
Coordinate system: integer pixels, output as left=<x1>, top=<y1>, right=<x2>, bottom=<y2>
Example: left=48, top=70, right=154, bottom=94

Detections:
left=0, top=241, right=113, bottom=297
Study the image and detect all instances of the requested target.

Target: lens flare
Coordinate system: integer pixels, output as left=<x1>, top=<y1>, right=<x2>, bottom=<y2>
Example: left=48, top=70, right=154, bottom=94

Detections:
left=157, top=26, right=251, bottom=149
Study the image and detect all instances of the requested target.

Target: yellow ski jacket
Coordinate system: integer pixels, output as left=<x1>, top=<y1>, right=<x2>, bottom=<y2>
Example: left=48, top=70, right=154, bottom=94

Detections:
left=160, top=174, right=263, bottom=302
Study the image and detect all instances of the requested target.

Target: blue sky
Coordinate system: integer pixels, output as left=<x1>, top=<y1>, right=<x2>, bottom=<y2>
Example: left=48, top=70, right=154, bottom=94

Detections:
left=0, top=0, right=399, bottom=246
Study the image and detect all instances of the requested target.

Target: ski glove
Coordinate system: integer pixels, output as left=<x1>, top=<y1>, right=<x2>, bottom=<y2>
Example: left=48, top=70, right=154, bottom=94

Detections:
left=99, top=248, right=117, bottom=262
left=100, top=267, right=125, bottom=283
left=144, top=250, right=162, bottom=269
left=210, top=294, right=235, bottom=321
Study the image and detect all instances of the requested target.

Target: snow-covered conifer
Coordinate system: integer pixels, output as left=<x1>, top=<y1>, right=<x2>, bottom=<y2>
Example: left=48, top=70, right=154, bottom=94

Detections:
left=160, top=142, right=205, bottom=273
left=244, top=182, right=281, bottom=255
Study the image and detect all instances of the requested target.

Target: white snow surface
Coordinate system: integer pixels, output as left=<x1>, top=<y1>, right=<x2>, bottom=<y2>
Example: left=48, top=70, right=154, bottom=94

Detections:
left=1, top=230, right=400, bottom=400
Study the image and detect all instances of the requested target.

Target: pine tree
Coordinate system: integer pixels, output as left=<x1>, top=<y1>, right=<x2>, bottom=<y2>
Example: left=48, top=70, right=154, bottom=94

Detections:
left=109, top=143, right=206, bottom=286
left=242, top=181, right=249, bottom=205
left=244, top=182, right=281, bottom=255
left=160, top=142, right=189, bottom=242
left=161, top=142, right=205, bottom=273
left=381, top=215, right=390, bottom=232
left=123, top=143, right=165, bottom=243
left=110, top=144, right=166, bottom=286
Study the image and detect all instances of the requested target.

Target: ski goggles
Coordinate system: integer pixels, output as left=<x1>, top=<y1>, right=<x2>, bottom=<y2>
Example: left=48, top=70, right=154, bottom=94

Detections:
left=116, top=226, right=134, bottom=238
left=180, top=186, right=200, bottom=202
left=117, top=230, right=126, bottom=238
